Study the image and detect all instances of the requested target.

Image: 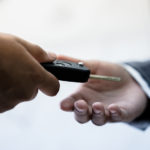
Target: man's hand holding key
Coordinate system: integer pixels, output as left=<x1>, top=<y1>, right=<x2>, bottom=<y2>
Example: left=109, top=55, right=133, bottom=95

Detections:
left=0, top=33, right=59, bottom=112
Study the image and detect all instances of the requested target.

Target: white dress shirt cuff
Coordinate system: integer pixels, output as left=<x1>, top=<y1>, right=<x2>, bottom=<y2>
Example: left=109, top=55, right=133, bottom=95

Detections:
left=123, top=64, right=150, bottom=98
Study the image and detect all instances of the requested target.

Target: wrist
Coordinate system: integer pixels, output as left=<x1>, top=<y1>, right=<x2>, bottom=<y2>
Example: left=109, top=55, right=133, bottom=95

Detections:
left=122, top=64, right=150, bottom=98
left=122, top=64, right=150, bottom=130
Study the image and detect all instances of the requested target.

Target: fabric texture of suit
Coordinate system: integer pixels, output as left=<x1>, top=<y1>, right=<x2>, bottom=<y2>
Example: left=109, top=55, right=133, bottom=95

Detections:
left=126, top=61, right=150, bottom=130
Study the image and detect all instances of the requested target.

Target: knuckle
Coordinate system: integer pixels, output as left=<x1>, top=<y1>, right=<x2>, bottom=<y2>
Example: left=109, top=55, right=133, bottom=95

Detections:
left=33, top=45, right=48, bottom=62
left=22, top=91, right=36, bottom=101
left=7, top=34, right=20, bottom=43
left=5, top=33, right=15, bottom=40
left=1, top=34, right=17, bottom=45
left=0, top=103, right=16, bottom=113
left=33, top=45, right=46, bottom=56
left=29, top=89, right=38, bottom=100
left=6, top=104, right=16, bottom=110
left=34, top=44, right=43, bottom=52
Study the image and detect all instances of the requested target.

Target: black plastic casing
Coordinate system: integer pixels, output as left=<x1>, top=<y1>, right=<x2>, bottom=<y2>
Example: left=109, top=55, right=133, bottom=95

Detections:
left=41, top=60, right=90, bottom=82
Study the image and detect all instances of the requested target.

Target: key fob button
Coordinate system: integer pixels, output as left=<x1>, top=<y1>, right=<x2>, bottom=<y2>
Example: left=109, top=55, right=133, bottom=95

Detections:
left=56, top=62, right=72, bottom=67
left=56, top=63, right=65, bottom=66
left=63, top=62, right=72, bottom=67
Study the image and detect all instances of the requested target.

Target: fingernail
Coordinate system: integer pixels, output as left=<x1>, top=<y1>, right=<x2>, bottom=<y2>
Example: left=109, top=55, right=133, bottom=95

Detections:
left=110, top=111, right=121, bottom=121
left=94, top=109, right=101, bottom=114
left=110, top=110, right=117, bottom=114
left=75, top=106, right=86, bottom=113
left=110, top=111, right=118, bottom=117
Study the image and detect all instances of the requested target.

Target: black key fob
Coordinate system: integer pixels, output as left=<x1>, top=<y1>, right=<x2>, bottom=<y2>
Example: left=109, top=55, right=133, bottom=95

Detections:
left=41, top=60, right=90, bottom=82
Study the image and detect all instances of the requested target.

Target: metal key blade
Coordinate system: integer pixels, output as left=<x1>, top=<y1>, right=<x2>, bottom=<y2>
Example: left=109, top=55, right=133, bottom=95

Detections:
left=90, top=74, right=121, bottom=82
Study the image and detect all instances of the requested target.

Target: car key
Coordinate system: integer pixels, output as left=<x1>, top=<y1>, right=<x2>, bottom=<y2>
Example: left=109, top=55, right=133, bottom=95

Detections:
left=41, top=60, right=121, bottom=83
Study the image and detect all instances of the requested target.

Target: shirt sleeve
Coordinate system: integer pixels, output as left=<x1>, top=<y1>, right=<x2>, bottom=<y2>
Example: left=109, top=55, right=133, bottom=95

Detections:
left=123, top=64, right=150, bottom=98
left=123, top=61, right=150, bottom=130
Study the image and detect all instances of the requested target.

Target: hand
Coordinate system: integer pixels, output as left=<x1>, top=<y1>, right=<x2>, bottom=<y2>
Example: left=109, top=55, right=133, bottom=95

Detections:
left=0, top=33, right=59, bottom=112
left=58, top=55, right=147, bottom=126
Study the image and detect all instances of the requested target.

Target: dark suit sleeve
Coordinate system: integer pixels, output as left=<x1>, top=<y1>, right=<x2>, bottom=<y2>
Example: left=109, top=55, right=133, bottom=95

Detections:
left=126, top=61, right=150, bottom=130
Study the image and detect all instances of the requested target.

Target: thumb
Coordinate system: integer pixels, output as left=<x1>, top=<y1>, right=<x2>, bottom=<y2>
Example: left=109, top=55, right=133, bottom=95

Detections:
left=38, top=68, right=60, bottom=96
left=16, top=37, right=60, bottom=96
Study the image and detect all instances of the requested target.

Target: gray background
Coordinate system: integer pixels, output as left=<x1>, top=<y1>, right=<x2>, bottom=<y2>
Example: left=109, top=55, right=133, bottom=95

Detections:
left=0, top=0, right=150, bottom=150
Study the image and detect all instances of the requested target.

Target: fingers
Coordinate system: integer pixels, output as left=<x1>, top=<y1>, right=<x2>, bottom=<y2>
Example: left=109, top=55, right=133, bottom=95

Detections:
left=57, top=55, right=97, bottom=73
left=37, top=69, right=60, bottom=96
left=15, top=37, right=60, bottom=96
left=61, top=96, right=129, bottom=125
left=74, top=100, right=91, bottom=124
left=61, top=98, right=91, bottom=124
left=16, top=37, right=56, bottom=63
left=15, top=42, right=60, bottom=97
left=74, top=101, right=108, bottom=125
left=92, top=102, right=107, bottom=126
left=76, top=102, right=128, bottom=125
left=60, top=96, right=77, bottom=111
left=57, top=55, right=85, bottom=64
left=108, top=104, right=128, bottom=122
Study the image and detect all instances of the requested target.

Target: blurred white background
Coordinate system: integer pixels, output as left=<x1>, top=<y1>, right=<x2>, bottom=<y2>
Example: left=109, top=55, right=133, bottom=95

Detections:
left=0, top=0, right=150, bottom=150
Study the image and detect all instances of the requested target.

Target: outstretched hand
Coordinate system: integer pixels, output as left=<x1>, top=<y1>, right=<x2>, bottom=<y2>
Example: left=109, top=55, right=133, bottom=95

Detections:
left=58, top=55, right=147, bottom=126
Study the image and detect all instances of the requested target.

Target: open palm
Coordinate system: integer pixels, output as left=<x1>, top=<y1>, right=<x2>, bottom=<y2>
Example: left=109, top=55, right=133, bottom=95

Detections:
left=58, top=55, right=147, bottom=126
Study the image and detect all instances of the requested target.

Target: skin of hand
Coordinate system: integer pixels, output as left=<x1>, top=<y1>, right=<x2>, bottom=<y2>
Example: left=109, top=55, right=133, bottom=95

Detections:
left=57, top=55, right=147, bottom=126
left=0, top=33, right=59, bottom=113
